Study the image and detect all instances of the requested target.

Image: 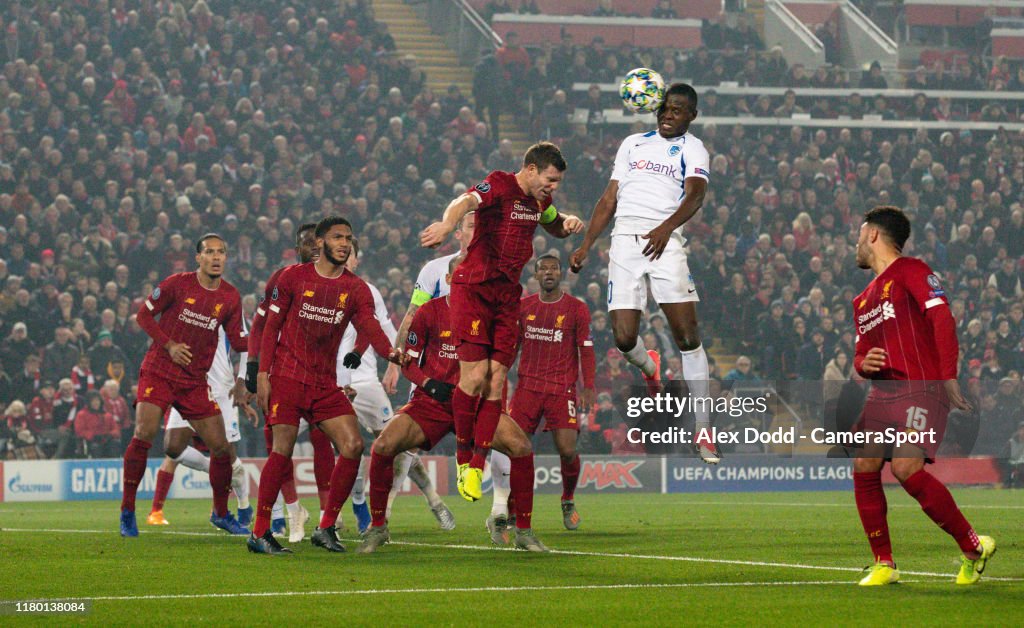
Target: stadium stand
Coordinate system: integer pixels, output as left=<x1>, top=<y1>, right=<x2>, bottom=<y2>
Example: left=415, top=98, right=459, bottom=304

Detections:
left=0, top=0, right=1020, bottom=462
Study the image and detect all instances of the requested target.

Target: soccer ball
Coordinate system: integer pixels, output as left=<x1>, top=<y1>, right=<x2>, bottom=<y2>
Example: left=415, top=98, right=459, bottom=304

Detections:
left=619, top=68, right=666, bottom=114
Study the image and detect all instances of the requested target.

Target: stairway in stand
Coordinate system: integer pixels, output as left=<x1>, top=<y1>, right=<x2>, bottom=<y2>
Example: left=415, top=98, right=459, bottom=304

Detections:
left=745, top=0, right=765, bottom=41
left=374, top=0, right=532, bottom=151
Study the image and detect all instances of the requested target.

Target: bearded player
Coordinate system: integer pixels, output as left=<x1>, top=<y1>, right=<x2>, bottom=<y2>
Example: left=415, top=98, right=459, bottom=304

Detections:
left=851, top=206, right=996, bottom=586
left=250, top=216, right=405, bottom=555
left=569, top=83, right=720, bottom=465
left=488, top=255, right=595, bottom=542
left=247, top=223, right=336, bottom=543
left=340, top=237, right=454, bottom=533
left=147, top=326, right=257, bottom=528
left=420, top=142, right=584, bottom=501
left=120, top=233, right=249, bottom=537
left=358, top=255, right=547, bottom=553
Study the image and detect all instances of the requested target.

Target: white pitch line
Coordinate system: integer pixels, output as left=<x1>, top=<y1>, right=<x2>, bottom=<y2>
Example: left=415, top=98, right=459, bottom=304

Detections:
left=2, top=527, right=1020, bottom=582
left=0, top=581, right=873, bottom=604
left=663, top=501, right=1024, bottom=510
left=380, top=538, right=1024, bottom=581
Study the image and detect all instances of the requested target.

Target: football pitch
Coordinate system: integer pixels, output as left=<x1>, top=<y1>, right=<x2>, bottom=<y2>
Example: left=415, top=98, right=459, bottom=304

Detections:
left=1, top=491, right=1021, bottom=625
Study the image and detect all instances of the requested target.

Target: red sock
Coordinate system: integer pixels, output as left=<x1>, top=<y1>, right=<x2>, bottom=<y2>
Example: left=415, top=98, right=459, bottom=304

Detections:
left=561, top=454, right=580, bottom=501
left=854, top=471, right=892, bottom=564
left=452, top=387, right=479, bottom=466
left=120, top=437, right=151, bottom=512
left=278, top=463, right=299, bottom=501
left=369, top=450, right=395, bottom=527
left=151, top=469, right=174, bottom=513
left=510, top=455, right=535, bottom=530
left=470, top=399, right=501, bottom=470
left=209, top=454, right=232, bottom=517
left=900, top=469, right=980, bottom=554
left=310, top=427, right=335, bottom=511
left=319, top=456, right=361, bottom=529
left=254, top=452, right=290, bottom=537
left=262, top=425, right=273, bottom=455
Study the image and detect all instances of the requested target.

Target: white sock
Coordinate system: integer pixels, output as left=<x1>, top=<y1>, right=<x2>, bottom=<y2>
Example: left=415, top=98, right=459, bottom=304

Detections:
left=174, top=445, right=210, bottom=472
left=386, top=452, right=415, bottom=519
left=681, top=345, right=711, bottom=430
left=351, top=457, right=367, bottom=505
left=285, top=501, right=301, bottom=517
left=622, top=340, right=656, bottom=376
left=351, top=476, right=366, bottom=505
left=490, top=450, right=511, bottom=517
left=231, top=458, right=249, bottom=510
left=408, top=455, right=442, bottom=508
left=272, top=494, right=284, bottom=520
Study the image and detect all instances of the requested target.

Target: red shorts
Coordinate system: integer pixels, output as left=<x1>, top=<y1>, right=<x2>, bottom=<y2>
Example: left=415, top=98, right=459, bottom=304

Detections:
left=267, top=375, right=354, bottom=427
left=449, top=278, right=522, bottom=368
left=509, top=387, right=579, bottom=434
left=855, top=383, right=949, bottom=460
left=136, top=372, right=219, bottom=422
left=399, top=392, right=454, bottom=451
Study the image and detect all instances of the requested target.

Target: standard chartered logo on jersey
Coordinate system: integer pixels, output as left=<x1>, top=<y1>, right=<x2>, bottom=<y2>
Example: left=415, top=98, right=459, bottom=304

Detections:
left=524, top=323, right=562, bottom=343
left=299, top=301, right=342, bottom=324
left=179, top=306, right=219, bottom=330
left=439, top=341, right=458, bottom=361
left=857, top=301, right=896, bottom=335
left=510, top=200, right=541, bottom=222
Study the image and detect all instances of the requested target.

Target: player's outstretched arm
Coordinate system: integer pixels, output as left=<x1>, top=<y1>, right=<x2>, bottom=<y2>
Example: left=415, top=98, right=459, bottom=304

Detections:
left=351, top=283, right=409, bottom=367
left=421, top=193, right=479, bottom=248
left=384, top=303, right=420, bottom=392
left=541, top=210, right=585, bottom=239
left=642, top=177, right=707, bottom=260
left=570, top=180, right=618, bottom=273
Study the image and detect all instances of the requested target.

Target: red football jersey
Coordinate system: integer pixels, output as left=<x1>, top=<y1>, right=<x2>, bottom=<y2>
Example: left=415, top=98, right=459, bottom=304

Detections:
left=517, top=293, right=593, bottom=396
left=853, top=257, right=957, bottom=383
left=404, top=296, right=460, bottom=394
left=248, top=265, right=287, bottom=357
left=453, top=170, right=553, bottom=285
left=137, top=272, right=246, bottom=384
left=259, top=263, right=392, bottom=388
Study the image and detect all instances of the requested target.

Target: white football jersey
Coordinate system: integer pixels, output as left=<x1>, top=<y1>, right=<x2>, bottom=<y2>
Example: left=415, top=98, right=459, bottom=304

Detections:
left=209, top=323, right=246, bottom=394
left=610, top=130, right=710, bottom=236
left=337, top=281, right=398, bottom=386
left=413, top=252, right=460, bottom=303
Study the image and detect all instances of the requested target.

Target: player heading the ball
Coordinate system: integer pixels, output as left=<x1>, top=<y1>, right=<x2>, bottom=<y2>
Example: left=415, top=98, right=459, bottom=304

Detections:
left=570, top=82, right=720, bottom=465
left=420, top=142, right=584, bottom=502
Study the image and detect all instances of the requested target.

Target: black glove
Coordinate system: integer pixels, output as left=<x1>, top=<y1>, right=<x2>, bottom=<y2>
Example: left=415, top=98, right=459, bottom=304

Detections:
left=343, top=351, right=362, bottom=369
left=422, top=379, right=455, bottom=403
left=245, top=361, right=259, bottom=394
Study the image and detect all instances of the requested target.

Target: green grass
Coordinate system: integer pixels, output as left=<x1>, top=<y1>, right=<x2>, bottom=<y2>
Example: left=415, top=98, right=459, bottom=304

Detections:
left=0, top=490, right=1022, bottom=625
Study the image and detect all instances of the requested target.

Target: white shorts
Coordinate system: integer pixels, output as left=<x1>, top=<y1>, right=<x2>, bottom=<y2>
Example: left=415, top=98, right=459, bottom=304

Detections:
left=350, top=379, right=393, bottom=433
left=607, top=233, right=699, bottom=311
left=166, top=387, right=241, bottom=443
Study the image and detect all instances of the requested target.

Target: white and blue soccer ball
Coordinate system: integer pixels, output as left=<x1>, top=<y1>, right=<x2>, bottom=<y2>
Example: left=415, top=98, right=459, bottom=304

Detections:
left=619, top=68, right=666, bottom=113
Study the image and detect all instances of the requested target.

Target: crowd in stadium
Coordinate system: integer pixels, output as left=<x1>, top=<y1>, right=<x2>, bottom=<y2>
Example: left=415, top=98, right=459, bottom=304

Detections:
left=0, top=1, right=1020, bottom=469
